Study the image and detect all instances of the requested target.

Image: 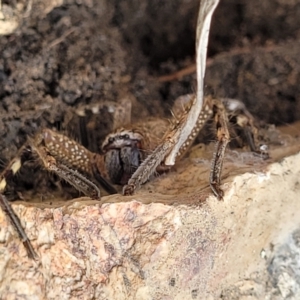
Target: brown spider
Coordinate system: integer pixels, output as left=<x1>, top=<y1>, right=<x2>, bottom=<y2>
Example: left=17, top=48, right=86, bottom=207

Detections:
left=0, top=0, right=268, bottom=260
left=0, top=95, right=268, bottom=259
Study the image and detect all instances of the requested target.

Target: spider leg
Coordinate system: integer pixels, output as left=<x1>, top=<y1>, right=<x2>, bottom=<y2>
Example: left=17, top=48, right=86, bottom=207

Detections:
left=31, top=137, right=102, bottom=198
left=209, top=98, right=270, bottom=200
left=237, top=116, right=267, bottom=157
left=0, top=132, right=102, bottom=199
left=243, top=126, right=269, bottom=159
left=123, top=140, right=174, bottom=195
left=0, top=145, right=39, bottom=259
left=49, top=162, right=101, bottom=199
left=0, top=194, right=38, bottom=260
left=222, top=98, right=269, bottom=159
left=91, top=163, right=118, bottom=195
left=41, top=129, right=117, bottom=195
left=0, top=145, right=32, bottom=193
left=123, top=103, right=213, bottom=195
left=209, top=100, right=230, bottom=200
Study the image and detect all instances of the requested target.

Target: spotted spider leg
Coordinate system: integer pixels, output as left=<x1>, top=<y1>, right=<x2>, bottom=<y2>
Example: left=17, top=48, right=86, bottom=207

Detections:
left=0, top=130, right=104, bottom=199
left=123, top=0, right=220, bottom=196
left=211, top=97, right=271, bottom=198
left=123, top=101, right=214, bottom=195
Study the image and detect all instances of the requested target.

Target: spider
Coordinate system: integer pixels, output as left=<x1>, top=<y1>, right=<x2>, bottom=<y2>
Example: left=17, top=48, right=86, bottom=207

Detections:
left=0, top=95, right=268, bottom=259
left=0, top=0, right=268, bottom=260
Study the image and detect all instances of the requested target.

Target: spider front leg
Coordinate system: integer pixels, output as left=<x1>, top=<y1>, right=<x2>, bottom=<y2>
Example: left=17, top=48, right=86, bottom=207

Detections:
left=209, top=100, right=230, bottom=200
left=122, top=102, right=214, bottom=195
left=37, top=129, right=119, bottom=196
left=0, top=130, right=103, bottom=200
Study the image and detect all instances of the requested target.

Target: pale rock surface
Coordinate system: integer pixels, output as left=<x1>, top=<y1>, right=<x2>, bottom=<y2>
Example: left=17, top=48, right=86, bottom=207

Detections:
left=0, top=124, right=300, bottom=299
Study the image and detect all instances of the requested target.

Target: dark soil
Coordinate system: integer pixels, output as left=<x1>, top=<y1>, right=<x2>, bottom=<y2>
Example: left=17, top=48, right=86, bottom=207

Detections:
left=1, top=0, right=300, bottom=200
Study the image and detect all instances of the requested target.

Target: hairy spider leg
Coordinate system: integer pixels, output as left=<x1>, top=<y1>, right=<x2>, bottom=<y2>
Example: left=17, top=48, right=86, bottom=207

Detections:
left=41, top=129, right=117, bottom=195
left=123, top=102, right=214, bottom=195
left=0, top=130, right=104, bottom=199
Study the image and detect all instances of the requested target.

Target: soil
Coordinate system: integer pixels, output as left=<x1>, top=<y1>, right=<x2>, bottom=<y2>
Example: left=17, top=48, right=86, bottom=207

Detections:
left=0, top=0, right=300, bottom=200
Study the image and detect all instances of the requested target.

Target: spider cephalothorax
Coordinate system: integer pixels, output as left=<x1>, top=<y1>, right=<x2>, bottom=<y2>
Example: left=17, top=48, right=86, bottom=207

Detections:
left=102, top=120, right=169, bottom=185
left=102, top=129, right=145, bottom=185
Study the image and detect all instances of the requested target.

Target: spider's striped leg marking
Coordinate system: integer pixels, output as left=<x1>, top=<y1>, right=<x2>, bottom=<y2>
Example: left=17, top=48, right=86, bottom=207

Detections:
left=48, top=162, right=101, bottom=199
left=0, top=194, right=38, bottom=260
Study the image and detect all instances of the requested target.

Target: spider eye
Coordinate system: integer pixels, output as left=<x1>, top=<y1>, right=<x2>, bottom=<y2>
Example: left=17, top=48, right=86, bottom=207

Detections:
left=108, top=137, right=114, bottom=143
left=120, top=134, right=130, bottom=139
